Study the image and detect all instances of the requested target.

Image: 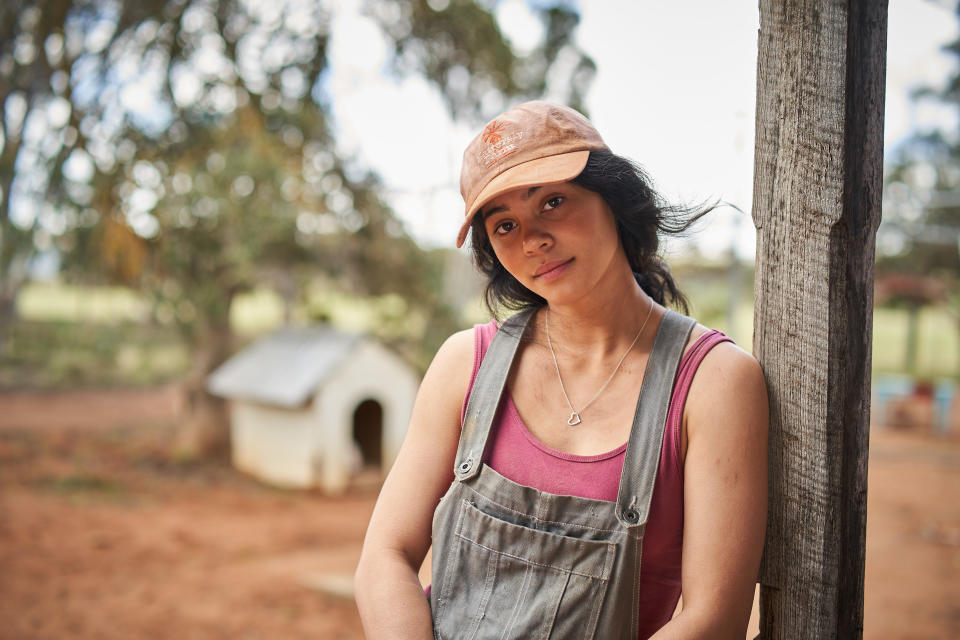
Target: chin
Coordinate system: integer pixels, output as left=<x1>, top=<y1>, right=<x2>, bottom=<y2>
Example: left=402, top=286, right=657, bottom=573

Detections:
left=531, top=285, right=586, bottom=308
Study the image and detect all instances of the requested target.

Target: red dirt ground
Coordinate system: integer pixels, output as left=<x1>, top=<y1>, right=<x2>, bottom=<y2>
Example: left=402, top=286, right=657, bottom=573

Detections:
left=0, top=387, right=957, bottom=639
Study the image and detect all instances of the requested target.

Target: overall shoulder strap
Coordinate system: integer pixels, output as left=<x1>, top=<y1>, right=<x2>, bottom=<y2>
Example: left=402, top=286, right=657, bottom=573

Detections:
left=615, top=309, right=696, bottom=526
left=453, top=308, right=535, bottom=481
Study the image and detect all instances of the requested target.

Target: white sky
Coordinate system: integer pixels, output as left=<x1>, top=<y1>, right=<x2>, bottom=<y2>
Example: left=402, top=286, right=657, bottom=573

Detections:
left=326, top=0, right=958, bottom=259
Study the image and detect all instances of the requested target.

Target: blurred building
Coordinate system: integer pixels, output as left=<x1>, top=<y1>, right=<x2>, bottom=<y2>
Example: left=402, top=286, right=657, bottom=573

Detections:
left=207, top=327, right=419, bottom=493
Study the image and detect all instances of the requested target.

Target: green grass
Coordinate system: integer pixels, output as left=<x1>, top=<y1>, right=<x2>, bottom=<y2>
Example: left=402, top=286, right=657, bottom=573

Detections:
left=230, top=288, right=287, bottom=334
left=17, top=282, right=148, bottom=323
left=6, top=280, right=957, bottom=387
left=5, top=282, right=439, bottom=387
left=695, top=303, right=958, bottom=381
left=872, top=306, right=958, bottom=380
left=3, top=318, right=190, bottom=388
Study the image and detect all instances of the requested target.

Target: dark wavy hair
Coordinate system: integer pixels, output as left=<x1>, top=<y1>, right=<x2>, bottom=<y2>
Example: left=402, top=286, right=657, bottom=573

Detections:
left=468, top=149, right=714, bottom=318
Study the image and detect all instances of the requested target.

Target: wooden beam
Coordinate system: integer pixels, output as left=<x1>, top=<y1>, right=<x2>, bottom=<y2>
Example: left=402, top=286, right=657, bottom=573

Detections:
left=752, top=1, right=887, bottom=638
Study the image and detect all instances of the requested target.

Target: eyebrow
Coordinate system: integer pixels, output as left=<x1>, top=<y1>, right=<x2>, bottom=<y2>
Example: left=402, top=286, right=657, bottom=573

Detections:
left=481, top=186, right=542, bottom=220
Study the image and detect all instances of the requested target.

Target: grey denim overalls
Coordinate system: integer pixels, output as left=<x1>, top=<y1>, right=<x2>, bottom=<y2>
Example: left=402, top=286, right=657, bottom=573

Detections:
left=429, top=307, right=696, bottom=640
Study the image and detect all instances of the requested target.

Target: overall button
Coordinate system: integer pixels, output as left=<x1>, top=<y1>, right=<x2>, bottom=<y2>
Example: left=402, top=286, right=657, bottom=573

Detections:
left=458, top=460, right=473, bottom=473
left=623, top=508, right=640, bottom=524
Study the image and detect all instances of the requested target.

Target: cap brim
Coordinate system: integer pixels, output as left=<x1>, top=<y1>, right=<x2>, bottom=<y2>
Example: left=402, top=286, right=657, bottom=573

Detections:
left=456, top=150, right=591, bottom=248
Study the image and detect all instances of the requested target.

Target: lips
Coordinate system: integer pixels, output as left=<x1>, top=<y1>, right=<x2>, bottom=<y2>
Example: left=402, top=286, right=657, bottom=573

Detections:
left=533, top=258, right=573, bottom=279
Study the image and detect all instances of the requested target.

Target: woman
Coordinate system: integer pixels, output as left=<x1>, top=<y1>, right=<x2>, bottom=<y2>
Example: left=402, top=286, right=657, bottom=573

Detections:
left=355, top=101, right=768, bottom=639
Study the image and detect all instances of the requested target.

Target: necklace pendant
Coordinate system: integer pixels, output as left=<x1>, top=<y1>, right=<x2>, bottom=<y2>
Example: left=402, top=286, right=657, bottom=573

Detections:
left=567, top=411, right=582, bottom=426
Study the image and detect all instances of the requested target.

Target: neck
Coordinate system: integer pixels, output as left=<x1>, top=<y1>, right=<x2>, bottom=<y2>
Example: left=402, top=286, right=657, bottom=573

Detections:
left=544, top=279, right=657, bottom=358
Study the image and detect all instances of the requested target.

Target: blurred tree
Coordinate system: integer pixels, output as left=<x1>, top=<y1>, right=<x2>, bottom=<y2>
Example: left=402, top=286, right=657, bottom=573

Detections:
left=878, top=1, right=960, bottom=377
left=371, top=0, right=595, bottom=116
left=0, top=0, right=595, bottom=454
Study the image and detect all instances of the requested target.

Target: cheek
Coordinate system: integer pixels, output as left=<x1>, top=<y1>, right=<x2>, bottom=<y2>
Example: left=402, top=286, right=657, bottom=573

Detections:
left=492, top=245, right=522, bottom=277
left=488, top=243, right=534, bottom=286
left=595, top=212, right=621, bottom=249
left=488, top=233, right=516, bottom=260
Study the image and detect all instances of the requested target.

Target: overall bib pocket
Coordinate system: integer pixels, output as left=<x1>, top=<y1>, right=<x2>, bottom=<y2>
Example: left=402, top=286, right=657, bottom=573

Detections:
left=434, top=499, right=616, bottom=640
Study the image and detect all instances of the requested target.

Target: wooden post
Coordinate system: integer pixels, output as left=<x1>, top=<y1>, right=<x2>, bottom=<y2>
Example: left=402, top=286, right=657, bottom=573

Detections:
left=752, top=1, right=887, bottom=638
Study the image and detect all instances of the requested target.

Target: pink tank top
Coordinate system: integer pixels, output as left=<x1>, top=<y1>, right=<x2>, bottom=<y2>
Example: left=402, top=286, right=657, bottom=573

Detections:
left=462, top=319, right=731, bottom=638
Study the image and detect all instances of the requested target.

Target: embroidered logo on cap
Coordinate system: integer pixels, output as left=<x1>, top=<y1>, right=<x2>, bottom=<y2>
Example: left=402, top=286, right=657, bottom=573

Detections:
left=478, top=120, right=524, bottom=169
left=482, top=120, right=507, bottom=144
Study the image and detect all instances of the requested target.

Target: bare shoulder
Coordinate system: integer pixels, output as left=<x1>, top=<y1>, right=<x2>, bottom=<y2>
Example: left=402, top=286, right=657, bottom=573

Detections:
left=408, top=327, right=478, bottom=438
left=421, top=327, right=476, bottom=405
left=685, top=338, right=769, bottom=439
left=434, top=327, right=476, bottom=365
left=693, top=338, right=765, bottom=387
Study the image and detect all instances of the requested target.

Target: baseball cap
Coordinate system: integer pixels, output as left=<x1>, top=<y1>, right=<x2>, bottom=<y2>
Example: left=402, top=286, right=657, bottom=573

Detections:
left=456, top=101, right=609, bottom=248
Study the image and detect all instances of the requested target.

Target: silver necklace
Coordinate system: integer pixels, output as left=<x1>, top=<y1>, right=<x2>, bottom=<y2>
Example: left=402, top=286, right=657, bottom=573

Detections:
left=545, top=301, right=654, bottom=426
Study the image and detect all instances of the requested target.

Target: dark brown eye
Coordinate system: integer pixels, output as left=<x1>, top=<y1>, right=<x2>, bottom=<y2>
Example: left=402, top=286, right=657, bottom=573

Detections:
left=544, top=196, right=564, bottom=210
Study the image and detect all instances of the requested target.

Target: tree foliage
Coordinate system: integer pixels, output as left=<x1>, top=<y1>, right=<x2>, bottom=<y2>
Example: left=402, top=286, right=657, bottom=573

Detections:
left=878, top=3, right=960, bottom=283
left=0, top=0, right=594, bottom=452
left=878, top=1, right=960, bottom=376
left=370, top=0, right=595, bottom=117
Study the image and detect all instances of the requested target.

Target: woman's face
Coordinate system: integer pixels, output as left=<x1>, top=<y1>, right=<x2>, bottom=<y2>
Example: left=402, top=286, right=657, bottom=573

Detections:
left=481, top=181, right=623, bottom=305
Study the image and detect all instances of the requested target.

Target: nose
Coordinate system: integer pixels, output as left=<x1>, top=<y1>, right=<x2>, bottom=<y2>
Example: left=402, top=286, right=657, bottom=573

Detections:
left=522, top=225, right=553, bottom=255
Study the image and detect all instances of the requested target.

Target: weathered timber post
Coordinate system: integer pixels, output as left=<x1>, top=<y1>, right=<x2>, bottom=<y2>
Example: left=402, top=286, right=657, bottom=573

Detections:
left=752, top=1, right=887, bottom=638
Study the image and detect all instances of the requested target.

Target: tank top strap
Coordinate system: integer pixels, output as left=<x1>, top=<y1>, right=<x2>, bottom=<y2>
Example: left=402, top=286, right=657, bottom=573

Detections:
left=453, top=308, right=535, bottom=481
left=615, top=309, right=696, bottom=527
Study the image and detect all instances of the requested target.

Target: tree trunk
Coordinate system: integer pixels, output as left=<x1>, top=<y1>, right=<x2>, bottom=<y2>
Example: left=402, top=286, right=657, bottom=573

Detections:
left=0, top=285, right=19, bottom=359
left=753, top=0, right=887, bottom=638
left=174, top=323, right=234, bottom=458
left=0, top=133, right=29, bottom=361
left=904, top=303, right=919, bottom=376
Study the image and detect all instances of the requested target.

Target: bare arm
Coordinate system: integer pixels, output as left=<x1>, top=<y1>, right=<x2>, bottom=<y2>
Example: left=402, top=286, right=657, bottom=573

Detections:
left=650, top=343, right=769, bottom=639
left=354, top=329, right=475, bottom=639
